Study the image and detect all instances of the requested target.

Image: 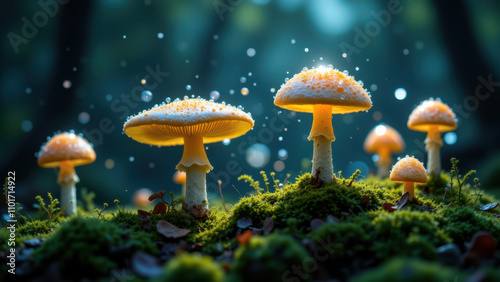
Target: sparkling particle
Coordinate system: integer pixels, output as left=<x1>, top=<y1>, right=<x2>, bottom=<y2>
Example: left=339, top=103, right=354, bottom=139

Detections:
left=304, top=48, right=309, bottom=52
left=370, top=84, right=378, bottom=91
left=141, top=90, right=153, bottom=102
left=415, top=41, right=424, bottom=50
left=157, top=32, right=164, bottom=39
left=21, top=120, right=33, bottom=132
left=78, top=112, right=90, bottom=124
left=444, top=132, right=457, bottom=145
left=373, top=111, right=383, bottom=121
left=270, top=88, right=275, bottom=93
left=186, top=85, right=192, bottom=91
left=129, top=156, right=135, bottom=162
left=395, top=88, right=407, bottom=100
left=213, top=34, right=219, bottom=40
left=291, top=39, right=296, bottom=44
left=342, top=53, right=347, bottom=58
left=25, top=87, right=32, bottom=94
left=141, top=79, right=146, bottom=85
left=241, top=87, right=249, bottom=96
left=246, top=143, right=271, bottom=168
left=278, top=136, right=283, bottom=141
left=372, top=154, right=379, bottom=163
left=278, top=148, right=288, bottom=160
left=355, top=67, right=360, bottom=71
left=105, top=159, right=115, bottom=169
left=240, top=77, right=247, bottom=84
left=209, top=90, right=220, bottom=101
left=222, top=138, right=231, bottom=146
left=106, top=94, right=113, bottom=101
left=120, top=60, right=127, bottom=67
left=273, top=161, right=285, bottom=172
left=63, top=80, right=72, bottom=89
left=229, top=89, right=235, bottom=95
left=123, top=35, right=127, bottom=39
left=375, top=125, right=387, bottom=136
left=246, top=48, right=256, bottom=57
left=248, top=72, right=253, bottom=77
left=403, top=49, right=410, bottom=55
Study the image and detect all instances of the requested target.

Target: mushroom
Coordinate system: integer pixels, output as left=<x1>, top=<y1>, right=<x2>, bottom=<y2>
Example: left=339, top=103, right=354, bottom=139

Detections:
left=123, top=98, right=254, bottom=216
left=274, top=66, right=372, bottom=183
left=408, top=98, right=457, bottom=176
left=364, top=124, right=405, bottom=178
left=133, top=188, right=153, bottom=207
left=390, top=156, right=427, bottom=200
left=37, top=132, right=96, bottom=215
left=173, top=171, right=187, bottom=197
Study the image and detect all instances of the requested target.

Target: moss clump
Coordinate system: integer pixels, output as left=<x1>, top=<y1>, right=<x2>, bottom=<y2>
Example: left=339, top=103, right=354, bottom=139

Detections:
left=34, top=217, right=157, bottom=278
left=370, top=210, right=450, bottom=260
left=436, top=206, right=500, bottom=245
left=17, top=219, right=57, bottom=237
left=153, top=253, right=225, bottom=282
left=231, top=233, right=310, bottom=282
left=352, top=258, right=463, bottom=282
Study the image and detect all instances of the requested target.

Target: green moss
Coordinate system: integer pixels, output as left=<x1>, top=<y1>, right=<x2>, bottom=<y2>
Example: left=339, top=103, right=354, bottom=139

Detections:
left=154, top=253, right=225, bottom=282
left=370, top=210, right=450, bottom=260
left=17, top=219, right=57, bottom=236
left=34, top=217, right=157, bottom=278
left=352, top=258, right=464, bottom=282
left=231, top=233, right=310, bottom=282
left=436, top=206, right=500, bottom=245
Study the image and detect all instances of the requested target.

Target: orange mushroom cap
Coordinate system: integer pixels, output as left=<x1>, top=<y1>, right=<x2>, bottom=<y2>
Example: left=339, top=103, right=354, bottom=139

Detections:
left=407, top=99, right=457, bottom=132
left=390, top=156, right=428, bottom=184
left=364, top=124, right=405, bottom=153
left=173, top=170, right=186, bottom=184
left=37, top=132, right=96, bottom=168
left=123, top=98, right=254, bottom=146
left=274, top=66, right=372, bottom=113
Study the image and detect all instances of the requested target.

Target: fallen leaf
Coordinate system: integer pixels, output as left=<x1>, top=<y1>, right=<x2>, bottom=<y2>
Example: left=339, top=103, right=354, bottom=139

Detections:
left=392, top=192, right=410, bottom=210
left=237, top=217, right=253, bottom=229
left=138, top=209, right=151, bottom=220
left=236, top=230, right=253, bottom=245
left=148, top=191, right=165, bottom=201
left=310, top=218, right=325, bottom=230
left=466, top=231, right=496, bottom=260
left=156, top=220, right=191, bottom=239
left=132, top=251, right=163, bottom=278
left=479, top=202, right=499, bottom=211
left=262, top=217, right=274, bottom=234
left=152, top=202, right=167, bottom=215
left=382, top=202, right=396, bottom=212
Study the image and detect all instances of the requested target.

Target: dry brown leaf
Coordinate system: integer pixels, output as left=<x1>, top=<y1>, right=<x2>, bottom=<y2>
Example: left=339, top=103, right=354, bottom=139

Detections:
left=138, top=209, right=152, bottom=220
left=156, top=220, right=191, bottom=239
left=152, top=202, right=167, bottom=215
left=148, top=191, right=165, bottom=201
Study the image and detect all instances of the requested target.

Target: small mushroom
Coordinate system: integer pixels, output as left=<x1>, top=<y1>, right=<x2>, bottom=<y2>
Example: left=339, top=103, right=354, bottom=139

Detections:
left=123, top=98, right=254, bottom=215
left=364, top=124, right=405, bottom=178
left=274, top=66, right=372, bottom=183
left=37, top=132, right=96, bottom=215
left=173, top=171, right=187, bottom=197
left=133, top=188, right=153, bottom=207
left=408, top=98, right=457, bottom=176
left=390, top=156, right=428, bottom=200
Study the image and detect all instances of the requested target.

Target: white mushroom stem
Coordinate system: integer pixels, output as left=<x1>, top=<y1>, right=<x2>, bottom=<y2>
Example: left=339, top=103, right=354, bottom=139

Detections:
left=308, top=104, right=335, bottom=183
left=376, top=147, right=392, bottom=178
left=176, top=136, right=213, bottom=214
left=425, top=126, right=443, bottom=176
left=403, top=182, right=415, bottom=200
left=58, top=161, right=79, bottom=216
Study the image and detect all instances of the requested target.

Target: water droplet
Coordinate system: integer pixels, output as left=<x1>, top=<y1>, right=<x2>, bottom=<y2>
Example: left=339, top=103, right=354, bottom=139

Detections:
left=358, top=80, right=364, bottom=87
left=340, top=95, right=345, bottom=100
left=157, top=32, right=164, bottom=39
left=210, top=90, right=220, bottom=101
left=240, top=77, right=247, bottom=84
left=342, top=53, right=347, bottom=58
left=141, top=90, right=153, bottom=102
left=129, top=156, right=135, bottom=162
left=342, top=70, right=349, bottom=75
left=63, top=80, right=72, bottom=89
left=222, top=139, right=231, bottom=146
left=304, top=48, right=309, bottom=52
left=186, top=85, right=192, bottom=91
left=291, top=39, right=296, bottom=44
left=247, top=48, right=256, bottom=57
left=241, top=87, right=249, bottom=96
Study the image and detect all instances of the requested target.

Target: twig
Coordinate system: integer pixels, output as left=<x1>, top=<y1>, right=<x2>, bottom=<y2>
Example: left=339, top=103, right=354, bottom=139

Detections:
left=218, top=180, right=229, bottom=213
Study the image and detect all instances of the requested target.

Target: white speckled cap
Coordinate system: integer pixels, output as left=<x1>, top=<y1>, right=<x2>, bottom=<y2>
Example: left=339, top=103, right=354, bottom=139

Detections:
left=123, top=98, right=254, bottom=146
left=38, top=132, right=96, bottom=168
left=390, top=156, right=428, bottom=184
left=408, top=99, right=457, bottom=132
left=274, top=66, right=372, bottom=113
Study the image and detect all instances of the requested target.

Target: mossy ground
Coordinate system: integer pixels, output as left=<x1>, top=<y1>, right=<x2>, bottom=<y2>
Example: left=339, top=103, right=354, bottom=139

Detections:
left=2, top=169, right=500, bottom=281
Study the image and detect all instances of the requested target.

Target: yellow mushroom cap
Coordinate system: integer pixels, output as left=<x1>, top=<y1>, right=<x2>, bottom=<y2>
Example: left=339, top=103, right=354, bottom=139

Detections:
left=123, top=98, right=254, bottom=146
left=274, top=66, right=372, bottom=114
left=364, top=124, right=405, bottom=153
left=173, top=170, right=186, bottom=184
left=38, top=132, right=96, bottom=168
left=390, top=156, right=428, bottom=184
left=407, top=98, right=457, bottom=132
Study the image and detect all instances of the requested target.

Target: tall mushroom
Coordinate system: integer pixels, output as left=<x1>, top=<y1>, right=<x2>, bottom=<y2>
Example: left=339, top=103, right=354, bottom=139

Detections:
left=37, top=132, right=96, bottom=215
left=364, top=124, right=405, bottom=178
left=407, top=98, right=457, bottom=176
left=390, top=156, right=427, bottom=200
left=123, top=98, right=254, bottom=216
left=274, top=66, right=372, bottom=183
